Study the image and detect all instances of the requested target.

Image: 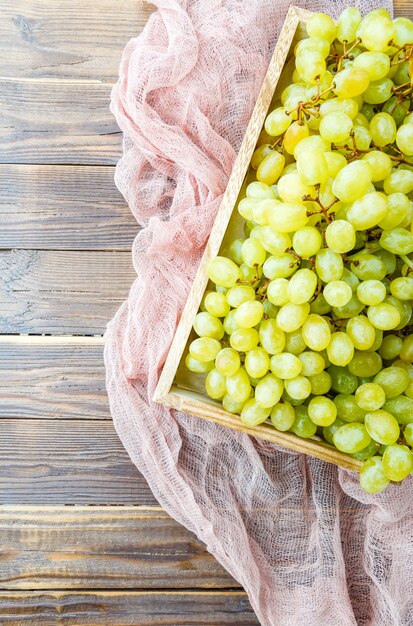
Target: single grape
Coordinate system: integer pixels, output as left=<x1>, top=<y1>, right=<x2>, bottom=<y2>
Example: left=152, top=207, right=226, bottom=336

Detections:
left=226, top=285, right=255, bottom=308
left=255, top=374, right=284, bottom=408
left=316, top=248, right=344, bottom=282
left=384, top=395, right=413, bottom=424
left=356, top=280, right=386, bottom=306
left=374, top=367, right=410, bottom=398
left=353, top=51, right=390, bottom=81
left=319, top=113, right=353, bottom=143
left=334, top=393, right=366, bottom=423
left=390, top=276, right=413, bottom=301
left=292, top=226, right=322, bottom=258
left=298, top=351, right=325, bottom=377
left=378, top=335, right=403, bottom=361
left=205, top=369, right=226, bottom=400
left=327, top=332, right=354, bottom=367
left=365, top=409, right=400, bottom=445
left=268, top=202, right=309, bottom=233
left=204, top=291, right=230, bottom=318
left=259, top=226, right=291, bottom=255
left=223, top=310, right=239, bottom=335
left=207, top=256, right=241, bottom=288
left=270, top=352, right=302, bottom=380
left=302, top=314, right=331, bottom=351
left=270, top=401, right=296, bottom=431
left=215, top=348, right=241, bottom=377
left=259, top=319, right=285, bottom=355
left=257, top=151, right=285, bottom=185
left=333, top=423, right=371, bottom=453
left=334, top=67, right=370, bottom=98
left=296, top=49, right=326, bottom=84
left=355, top=383, right=386, bottom=411
left=245, top=347, right=270, bottom=378
left=337, top=7, right=362, bottom=43
left=400, top=336, right=413, bottom=363
left=328, top=365, right=358, bottom=394
left=189, top=337, right=222, bottom=362
left=234, top=300, right=264, bottom=329
left=276, top=302, right=310, bottom=333
left=332, top=161, right=372, bottom=203
left=308, top=396, right=337, bottom=426
left=324, top=151, right=348, bottom=178
left=362, top=151, right=393, bottom=183
left=267, top=277, right=290, bottom=306
left=325, top=220, right=356, bottom=254
left=367, top=303, right=401, bottom=331
left=380, top=228, right=413, bottom=256
left=284, top=329, right=307, bottom=356
left=352, top=439, right=380, bottom=461
left=263, top=253, right=299, bottom=279
left=323, top=281, right=352, bottom=308
left=307, top=12, right=337, bottom=43
left=283, top=121, right=310, bottom=155
left=246, top=181, right=276, bottom=200
left=346, top=192, right=388, bottom=231
left=290, top=405, right=318, bottom=438
left=193, top=312, right=224, bottom=340
left=241, top=398, right=271, bottom=426
left=185, top=353, right=215, bottom=374
left=382, top=444, right=413, bottom=481
left=226, top=367, right=251, bottom=403
left=359, top=12, right=395, bottom=51
left=264, top=107, right=292, bottom=137
left=383, top=168, right=413, bottom=195
left=348, top=351, right=383, bottom=378
left=230, top=327, right=260, bottom=352
left=359, top=457, right=390, bottom=494
left=287, top=268, right=318, bottom=304
left=296, top=150, right=329, bottom=185
left=345, top=315, right=376, bottom=351
left=251, top=145, right=274, bottom=170
left=396, top=123, right=413, bottom=156
left=309, top=371, right=332, bottom=395
left=284, top=375, right=312, bottom=400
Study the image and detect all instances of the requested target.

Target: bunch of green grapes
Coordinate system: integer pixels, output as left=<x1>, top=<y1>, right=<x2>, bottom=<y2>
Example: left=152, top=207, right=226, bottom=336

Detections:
left=186, top=8, right=413, bottom=494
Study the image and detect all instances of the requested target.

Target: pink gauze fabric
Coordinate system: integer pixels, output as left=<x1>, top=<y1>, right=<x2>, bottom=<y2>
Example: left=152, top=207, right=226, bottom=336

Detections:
left=103, top=1, right=413, bottom=625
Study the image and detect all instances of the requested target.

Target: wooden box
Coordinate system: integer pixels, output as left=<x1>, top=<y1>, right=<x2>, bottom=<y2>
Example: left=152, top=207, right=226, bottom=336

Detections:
left=154, top=6, right=362, bottom=472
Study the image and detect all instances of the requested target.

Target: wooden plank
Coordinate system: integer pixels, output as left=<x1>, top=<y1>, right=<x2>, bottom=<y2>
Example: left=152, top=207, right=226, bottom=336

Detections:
left=0, top=591, right=258, bottom=625
left=0, top=507, right=237, bottom=589
left=0, top=336, right=110, bottom=420
left=0, top=418, right=157, bottom=505
left=0, top=165, right=138, bottom=250
left=395, top=1, right=412, bottom=17
left=0, top=249, right=135, bottom=334
left=0, top=1, right=155, bottom=81
left=0, top=78, right=120, bottom=165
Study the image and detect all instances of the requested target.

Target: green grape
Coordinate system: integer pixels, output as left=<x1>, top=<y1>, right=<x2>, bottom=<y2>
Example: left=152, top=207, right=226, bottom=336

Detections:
left=367, top=303, right=401, bottom=331
left=332, top=293, right=365, bottom=320
left=346, top=192, right=388, bottom=231
left=334, top=393, right=366, bottom=423
left=230, top=327, right=259, bottom=352
left=332, top=160, right=372, bottom=203
left=379, top=193, right=410, bottom=230
left=370, top=113, right=397, bottom=150
left=276, top=302, right=310, bottom=333
left=226, top=367, right=251, bottom=403
left=246, top=181, right=276, bottom=200
left=215, top=348, right=240, bottom=377
left=259, top=226, right=291, bottom=255
left=226, top=285, right=255, bottom=308
left=323, top=417, right=346, bottom=445
left=240, top=398, right=271, bottom=426
left=374, top=366, right=410, bottom=398
left=345, top=315, right=376, bottom=351
left=341, top=268, right=360, bottom=292
left=383, top=168, right=413, bottom=195
left=251, top=201, right=271, bottom=226
left=390, top=276, right=413, bottom=301
left=404, top=423, right=413, bottom=446
left=382, top=444, right=413, bottom=481
left=309, top=370, right=332, bottom=395
left=294, top=135, right=330, bottom=159
left=251, top=144, right=274, bottom=170
left=287, top=269, right=318, bottom=304
left=325, top=220, right=356, bottom=254
left=205, top=369, right=226, bottom=400
left=348, top=351, right=382, bottom=377
left=355, top=383, right=386, bottom=411
left=359, top=457, right=390, bottom=494
left=323, top=281, right=352, bottom=308
left=244, top=347, right=270, bottom=378
left=319, top=113, right=353, bottom=143
left=382, top=96, right=409, bottom=127
left=327, top=332, right=354, bottom=367
left=381, top=227, right=413, bottom=256
left=238, top=197, right=257, bottom=220
left=308, top=396, right=337, bottom=426
left=356, top=280, right=386, bottom=306
left=319, top=97, right=359, bottom=119
left=359, top=12, right=395, bottom=51
left=315, top=248, right=343, bottom=282
left=255, top=374, right=284, bottom=408
left=222, top=394, right=245, bottom=414
left=393, top=16, right=413, bottom=46
left=328, top=365, right=358, bottom=394
left=337, top=7, right=362, bottom=43
left=365, top=409, right=400, bottom=445
left=310, top=293, right=332, bottom=315
left=297, top=351, right=325, bottom=376
left=256, top=151, right=285, bottom=185
left=352, top=439, right=380, bottom=461
left=267, top=278, right=290, bottom=306
left=400, top=336, right=413, bottom=362
left=207, top=256, right=241, bottom=288
left=349, top=252, right=387, bottom=281
left=362, top=151, right=393, bottom=183
left=370, top=328, right=384, bottom=353
left=324, top=151, right=348, bottom=178
left=284, top=375, right=312, bottom=400
left=193, top=312, right=224, bottom=340
left=384, top=396, right=413, bottom=424
left=297, top=37, right=331, bottom=60
left=333, top=423, right=371, bottom=453
left=234, top=300, right=264, bottom=329
left=277, top=172, right=314, bottom=203
left=378, top=334, right=403, bottom=360
left=223, top=310, right=239, bottom=335
left=283, top=121, right=310, bottom=155
left=302, top=314, right=331, bottom=351
left=268, top=202, right=309, bottom=233
left=290, top=405, right=318, bottom=438
left=284, top=329, right=307, bottom=355
left=185, top=353, right=215, bottom=374
left=296, top=49, right=326, bottom=84
left=264, top=107, right=292, bottom=137
left=257, top=321, right=283, bottom=357
left=228, top=239, right=245, bottom=265
left=270, top=352, right=302, bottom=379
left=241, top=238, right=266, bottom=267
left=189, top=337, right=222, bottom=362
left=263, top=253, right=299, bottom=279
left=292, top=226, right=322, bottom=258
left=396, top=123, right=413, bottom=156
left=353, top=51, right=390, bottom=81
left=204, top=292, right=230, bottom=318
left=282, top=391, right=305, bottom=407
left=270, top=401, right=296, bottom=431
left=334, top=67, right=370, bottom=98
left=307, top=12, right=336, bottom=43
left=296, top=150, right=328, bottom=186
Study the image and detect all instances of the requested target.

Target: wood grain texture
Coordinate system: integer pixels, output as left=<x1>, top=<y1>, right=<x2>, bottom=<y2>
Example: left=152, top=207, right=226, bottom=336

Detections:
left=0, top=507, right=237, bottom=590
left=0, top=591, right=258, bottom=625
left=0, top=418, right=157, bottom=505
left=0, top=78, right=121, bottom=165
left=394, top=1, right=412, bottom=17
left=0, top=336, right=110, bottom=420
left=0, top=249, right=135, bottom=334
left=0, top=165, right=138, bottom=250
left=0, top=1, right=155, bottom=80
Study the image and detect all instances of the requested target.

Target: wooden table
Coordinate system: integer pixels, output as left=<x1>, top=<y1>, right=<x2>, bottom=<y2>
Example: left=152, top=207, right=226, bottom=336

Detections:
left=0, top=1, right=410, bottom=623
